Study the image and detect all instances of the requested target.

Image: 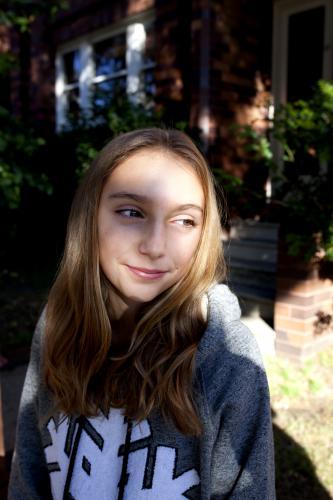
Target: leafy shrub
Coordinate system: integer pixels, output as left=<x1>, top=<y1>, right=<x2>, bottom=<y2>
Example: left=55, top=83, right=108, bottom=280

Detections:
left=232, top=80, right=333, bottom=262
left=63, top=96, right=165, bottom=179
left=0, top=106, right=52, bottom=209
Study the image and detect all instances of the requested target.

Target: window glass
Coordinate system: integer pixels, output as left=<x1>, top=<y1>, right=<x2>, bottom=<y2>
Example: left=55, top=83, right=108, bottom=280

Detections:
left=287, top=6, right=325, bottom=102
left=94, top=34, right=126, bottom=77
left=142, top=68, right=155, bottom=97
left=93, top=77, right=127, bottom=108
left=63, top=50, right=81, bottom=84
left=56, top=19, right=156, bottom=129
left=65, top=87, right=80, bottom=118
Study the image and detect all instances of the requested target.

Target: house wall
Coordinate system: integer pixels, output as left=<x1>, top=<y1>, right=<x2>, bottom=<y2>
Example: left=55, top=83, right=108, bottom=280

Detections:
left=7, top=0, right=273, bottom=170
left=0, top=25, right=12, bottom=110
left=208, top=0, right=273, bottom=172
left=10, top=1, right=158, bottom=130
left=154, top=0, right=195, bottom=122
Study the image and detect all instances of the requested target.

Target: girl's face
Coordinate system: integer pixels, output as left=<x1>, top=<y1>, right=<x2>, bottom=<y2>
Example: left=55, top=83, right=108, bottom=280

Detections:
left=98, top=148, right=204, bottom=309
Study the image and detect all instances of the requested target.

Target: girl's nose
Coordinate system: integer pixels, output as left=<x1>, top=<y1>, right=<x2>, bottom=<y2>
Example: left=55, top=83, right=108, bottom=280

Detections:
left=138, top=222, right=166, bottom=259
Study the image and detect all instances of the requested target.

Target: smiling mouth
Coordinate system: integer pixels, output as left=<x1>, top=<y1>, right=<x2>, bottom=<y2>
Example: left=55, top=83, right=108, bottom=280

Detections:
left=126, top=265, right=168, bottom=280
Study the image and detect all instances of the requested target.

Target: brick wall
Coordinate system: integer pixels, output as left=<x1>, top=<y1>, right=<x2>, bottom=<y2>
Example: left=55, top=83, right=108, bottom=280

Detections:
left=208, top=0, right=272, bottom=171
left=6, top=0, right=274, bottom=172
left=154, top=0, right=195, bottom=122
left=274, top=258, right=333, bottom=361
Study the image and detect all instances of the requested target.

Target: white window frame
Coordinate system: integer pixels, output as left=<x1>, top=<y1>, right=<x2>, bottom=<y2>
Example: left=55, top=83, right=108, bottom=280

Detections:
left=272, top=0, right=333, bottom=107
left=271, top=0, right=333, bottom=170
left=55, top=10, right=155, bottom=131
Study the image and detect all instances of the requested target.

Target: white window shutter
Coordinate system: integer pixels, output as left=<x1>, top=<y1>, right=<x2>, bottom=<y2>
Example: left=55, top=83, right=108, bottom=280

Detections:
left=126, top=23, right=146, bottom=102
left=79, top=43, right=94, bottom=118
left=55, top=54, right=67, bottom=131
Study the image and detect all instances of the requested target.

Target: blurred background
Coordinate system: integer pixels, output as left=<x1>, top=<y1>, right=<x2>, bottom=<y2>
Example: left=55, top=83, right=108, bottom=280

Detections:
left=0, top=0, right=333, bottom=497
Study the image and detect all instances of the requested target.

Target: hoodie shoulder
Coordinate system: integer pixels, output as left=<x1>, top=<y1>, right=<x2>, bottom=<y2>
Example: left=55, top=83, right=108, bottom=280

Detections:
left=196, top=284, right=263, bottom=369
left=195, top=285, right=269, bottom=426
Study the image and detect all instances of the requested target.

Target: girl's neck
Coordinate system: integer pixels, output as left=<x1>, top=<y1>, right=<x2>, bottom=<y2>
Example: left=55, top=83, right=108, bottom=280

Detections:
left=109, top=293, right=142, bottom=355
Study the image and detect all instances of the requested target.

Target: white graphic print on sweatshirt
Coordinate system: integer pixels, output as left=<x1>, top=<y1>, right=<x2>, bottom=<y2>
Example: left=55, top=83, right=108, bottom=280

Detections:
left=44, top=408, right=200, bottom=499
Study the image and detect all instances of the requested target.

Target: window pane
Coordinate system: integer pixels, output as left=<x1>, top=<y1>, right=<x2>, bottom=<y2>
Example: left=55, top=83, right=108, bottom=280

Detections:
left=94, top=34, right=126, bottom=77
left=142, top=68, right=155, bottom=97
left=63, top=50, right=81, bottom=84
left=93, top=78, right=127, bottom=107
left=287, top=7, right=325, bottom=102
left=66, top=88, right=80, bottom=118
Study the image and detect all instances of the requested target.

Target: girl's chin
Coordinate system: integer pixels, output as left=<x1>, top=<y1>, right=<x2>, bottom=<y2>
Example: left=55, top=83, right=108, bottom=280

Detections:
left=110, top=284, right=165, bottom=308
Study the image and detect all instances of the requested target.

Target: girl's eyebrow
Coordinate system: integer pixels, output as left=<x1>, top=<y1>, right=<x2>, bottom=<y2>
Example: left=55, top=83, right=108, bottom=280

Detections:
left=108, top=191, right=203, bottom=213
left=108, top=191, right=148, bottom=202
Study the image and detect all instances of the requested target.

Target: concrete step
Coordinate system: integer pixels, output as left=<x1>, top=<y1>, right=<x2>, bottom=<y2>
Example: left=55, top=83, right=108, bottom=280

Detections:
left=241, top=315, right=276, bottom=357
left=224, top=241, right=278, bottom=269
left=228, top=267, right=277, bottom=291
left=227, top=220, right=279, bottom=243
left=230, top=281, right=276, bottom=301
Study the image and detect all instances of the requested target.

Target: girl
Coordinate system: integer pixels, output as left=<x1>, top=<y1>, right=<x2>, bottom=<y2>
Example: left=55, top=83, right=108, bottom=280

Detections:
left=8, top=128, right=275, bottom=499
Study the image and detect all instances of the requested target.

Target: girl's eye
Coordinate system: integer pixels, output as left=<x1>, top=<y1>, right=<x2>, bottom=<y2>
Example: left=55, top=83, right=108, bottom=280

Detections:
left=116, top=208, right=143, bottom=218
left=173, top=218, right=195, bottom=227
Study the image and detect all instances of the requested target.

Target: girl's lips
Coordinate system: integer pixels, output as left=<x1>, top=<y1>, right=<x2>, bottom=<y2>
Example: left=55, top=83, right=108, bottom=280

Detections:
left=126, top=265, right=168, bottom=280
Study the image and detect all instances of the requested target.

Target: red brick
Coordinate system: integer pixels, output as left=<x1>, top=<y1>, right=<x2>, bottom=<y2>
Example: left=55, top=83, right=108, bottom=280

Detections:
left=275, top=329, right=313, bottom=346
left=275, top=294, right=314, bottom=307
left=314, top=290, right=333, bottom=303
left=277, top=277, right=333, bottom=294
left=290, top=306, right=322, bottom=320
left=274, top=303, right=291, bottom=317
left=275, top=317, right=315, bottom=334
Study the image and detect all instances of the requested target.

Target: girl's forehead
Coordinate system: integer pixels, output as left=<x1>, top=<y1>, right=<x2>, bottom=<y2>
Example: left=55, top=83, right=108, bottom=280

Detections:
left=109, top=149, right=201, bottom=183
left=118, top=147, right=195, bottom=169
left=102, top=149, right=204, bottom=206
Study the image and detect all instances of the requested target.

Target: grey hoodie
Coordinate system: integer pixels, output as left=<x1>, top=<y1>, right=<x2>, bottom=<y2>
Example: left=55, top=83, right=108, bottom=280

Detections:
left=8, top=284, right=275, bottom=499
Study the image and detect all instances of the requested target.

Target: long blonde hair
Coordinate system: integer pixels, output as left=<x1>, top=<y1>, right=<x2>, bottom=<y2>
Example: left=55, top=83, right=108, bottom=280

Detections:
left=44, top=128, right=226, bottom=435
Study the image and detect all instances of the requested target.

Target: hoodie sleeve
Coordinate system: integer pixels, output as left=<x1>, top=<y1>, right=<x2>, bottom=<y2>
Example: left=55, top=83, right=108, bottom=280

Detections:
left=8, top=311, right=52, bottom=500
left=198, top=320, right=276, bottom=500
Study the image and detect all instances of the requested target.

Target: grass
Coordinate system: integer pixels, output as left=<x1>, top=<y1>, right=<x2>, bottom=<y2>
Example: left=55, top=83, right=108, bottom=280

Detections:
left=264, top=347, right=333, bottom=499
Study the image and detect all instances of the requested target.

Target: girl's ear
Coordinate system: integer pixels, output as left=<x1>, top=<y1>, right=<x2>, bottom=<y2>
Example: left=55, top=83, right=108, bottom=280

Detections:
left=200, top=294, right=208, bottom=321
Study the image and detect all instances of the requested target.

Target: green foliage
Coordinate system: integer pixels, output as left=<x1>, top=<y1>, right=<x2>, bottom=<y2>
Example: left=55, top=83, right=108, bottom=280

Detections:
left=272, top=80, right=333, bottom=261
left=61, top=95, right=194, bottom=180
left=274, top=79, right=333, bottom=164
left=219, top=124, right=273, bottom=219
left=0, top=52, right=16, bottom=75
left=75, top=142, right=100, bottom=179
left=211, top=168, right=243, bottom=190
left=61, top=96, right=166, bottom=180
left=0, top=106, right=52, bottom=209
left=231, top=80, right=333, bottom=262
left=106, top=99, right=163, bottom=137
left=0, top=0, right=69, bottom=211
left=230, top=123, right=274, bottom=165
left=0, top=0, right=68, bottom=32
